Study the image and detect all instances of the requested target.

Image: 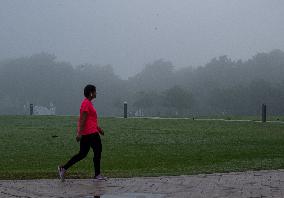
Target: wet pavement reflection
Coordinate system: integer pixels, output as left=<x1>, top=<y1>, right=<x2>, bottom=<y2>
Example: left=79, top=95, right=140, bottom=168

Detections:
left=84, top=193, right=165, bottom=198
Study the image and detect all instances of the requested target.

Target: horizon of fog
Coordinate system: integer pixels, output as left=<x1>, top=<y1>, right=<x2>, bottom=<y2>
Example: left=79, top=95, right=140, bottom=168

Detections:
left=1, top=0, right=284, bottom=79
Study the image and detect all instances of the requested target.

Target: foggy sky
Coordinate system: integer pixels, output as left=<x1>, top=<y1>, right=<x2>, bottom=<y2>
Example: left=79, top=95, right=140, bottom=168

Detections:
left=1, top=0, right=284, bottom=79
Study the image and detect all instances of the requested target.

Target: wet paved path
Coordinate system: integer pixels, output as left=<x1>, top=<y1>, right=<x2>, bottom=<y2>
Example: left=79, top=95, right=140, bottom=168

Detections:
left=1, top=170, right=284, bottom=198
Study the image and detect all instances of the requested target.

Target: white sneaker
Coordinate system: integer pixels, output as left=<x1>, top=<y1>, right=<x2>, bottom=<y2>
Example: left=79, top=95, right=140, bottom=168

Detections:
left=94, top=174, right=108, bottom=180
left=58, top=166, right=66, bottom=182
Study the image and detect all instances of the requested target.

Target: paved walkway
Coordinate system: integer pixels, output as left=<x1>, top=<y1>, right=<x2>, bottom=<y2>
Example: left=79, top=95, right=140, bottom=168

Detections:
left=1, top=170, right=284, bottom=198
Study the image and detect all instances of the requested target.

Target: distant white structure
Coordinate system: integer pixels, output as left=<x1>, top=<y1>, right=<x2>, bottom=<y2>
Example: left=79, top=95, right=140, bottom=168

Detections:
left=24, top=102, right=56, bottom=115
left=134, top=109, right=144, bottom=117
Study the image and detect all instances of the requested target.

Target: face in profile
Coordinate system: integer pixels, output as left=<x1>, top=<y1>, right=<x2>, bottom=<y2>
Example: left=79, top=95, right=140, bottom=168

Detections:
left=90, top=91, right=97, bottom=100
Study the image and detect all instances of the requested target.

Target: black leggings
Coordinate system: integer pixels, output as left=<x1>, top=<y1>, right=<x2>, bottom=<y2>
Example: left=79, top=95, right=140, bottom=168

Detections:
left=63, top=133, right=102, bottom=176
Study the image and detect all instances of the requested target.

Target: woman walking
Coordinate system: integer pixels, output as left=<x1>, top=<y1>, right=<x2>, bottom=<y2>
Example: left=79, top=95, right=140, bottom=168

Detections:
left=58, top=84, right=106, bottom=181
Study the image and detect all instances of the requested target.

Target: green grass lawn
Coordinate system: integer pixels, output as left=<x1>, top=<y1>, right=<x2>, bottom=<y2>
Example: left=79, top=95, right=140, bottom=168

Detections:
left=1, top=115, right=284, bottom=179
left=194, top=115, right=284, bottom=121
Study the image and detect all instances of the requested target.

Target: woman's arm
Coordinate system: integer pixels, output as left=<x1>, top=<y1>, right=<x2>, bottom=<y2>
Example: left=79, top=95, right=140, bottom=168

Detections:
left=76, top=112, right=87, bottom=142
left=79, top=112, right=87, bottom=133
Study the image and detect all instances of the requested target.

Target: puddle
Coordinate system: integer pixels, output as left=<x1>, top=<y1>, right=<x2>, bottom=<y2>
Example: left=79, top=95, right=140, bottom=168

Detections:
left=84, top=193, right=165, bottom=198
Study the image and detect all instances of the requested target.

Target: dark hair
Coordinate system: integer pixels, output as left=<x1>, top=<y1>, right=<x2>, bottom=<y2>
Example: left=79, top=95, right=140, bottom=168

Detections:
left=84, top=84, right=96, bottom=98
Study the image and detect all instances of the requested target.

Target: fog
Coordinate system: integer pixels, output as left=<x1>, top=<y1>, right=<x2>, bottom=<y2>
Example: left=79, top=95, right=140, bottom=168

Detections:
left=1, top=1, right=284, bottom=116
left=1, top=0, right=284, bottom=79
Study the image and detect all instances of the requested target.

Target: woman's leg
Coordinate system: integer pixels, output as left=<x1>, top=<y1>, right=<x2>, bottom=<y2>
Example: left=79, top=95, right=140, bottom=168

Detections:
left=90, top=133, right=102, bottom=176
left=63, top=135, right=90, bottom=170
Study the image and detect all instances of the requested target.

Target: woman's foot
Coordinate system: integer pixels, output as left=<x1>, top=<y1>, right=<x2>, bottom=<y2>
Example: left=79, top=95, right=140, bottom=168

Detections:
left=94, top=174, right=108, bottom=180
left=57, top=166, right=66, bottom=182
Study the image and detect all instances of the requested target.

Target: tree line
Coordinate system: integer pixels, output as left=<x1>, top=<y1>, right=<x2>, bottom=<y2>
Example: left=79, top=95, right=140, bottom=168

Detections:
left=0, top=49, right=284, bottom=116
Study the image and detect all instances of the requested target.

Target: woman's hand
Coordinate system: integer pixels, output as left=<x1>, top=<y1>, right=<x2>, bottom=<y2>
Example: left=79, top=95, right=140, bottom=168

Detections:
left=98, top=127, right=104, bottom=136
left=76, top=134, right=82, bottom=142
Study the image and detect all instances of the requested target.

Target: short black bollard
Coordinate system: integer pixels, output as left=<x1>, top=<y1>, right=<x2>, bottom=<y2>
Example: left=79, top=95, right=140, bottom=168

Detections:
left=124, top=101, right=127, bottom=118
left=30, top=104, right=34, bottom=115
left=262, top=104, right=266, bottom=122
